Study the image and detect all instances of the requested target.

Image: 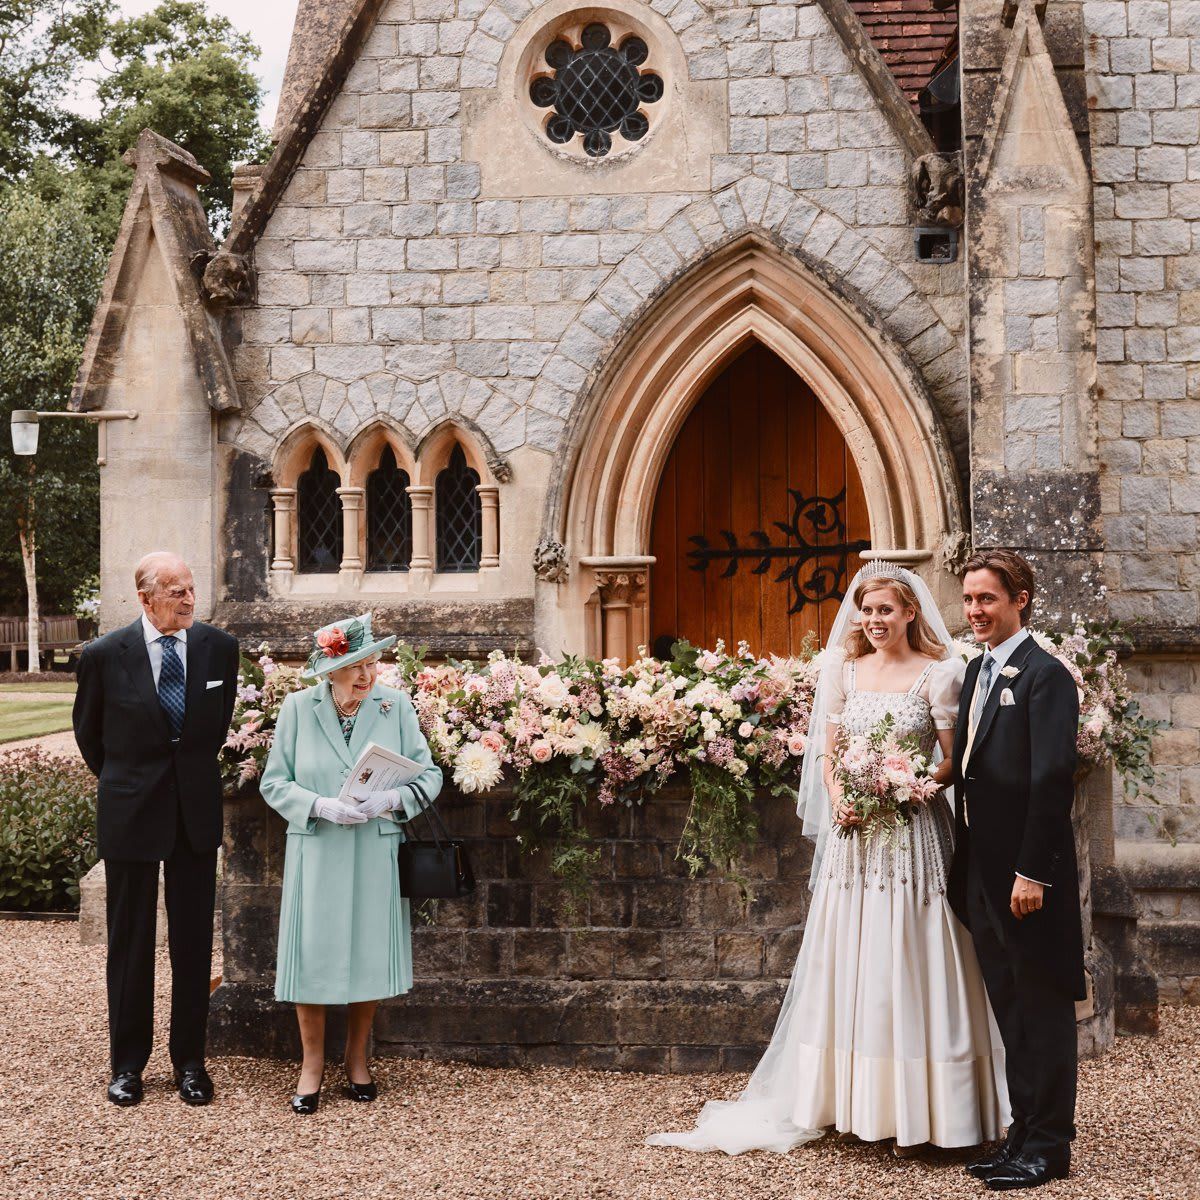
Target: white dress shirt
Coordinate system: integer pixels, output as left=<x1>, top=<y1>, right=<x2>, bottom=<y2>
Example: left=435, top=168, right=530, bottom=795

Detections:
left=967, top=626, right=1048, bottom=887
left=141, top=613, right=188, bottom=689
left=981, top=626, right=1030, bottom=676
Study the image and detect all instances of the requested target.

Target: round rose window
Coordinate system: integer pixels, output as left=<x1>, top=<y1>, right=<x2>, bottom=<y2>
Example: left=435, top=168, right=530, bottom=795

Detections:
left=529, top=22, right=664, bottom=158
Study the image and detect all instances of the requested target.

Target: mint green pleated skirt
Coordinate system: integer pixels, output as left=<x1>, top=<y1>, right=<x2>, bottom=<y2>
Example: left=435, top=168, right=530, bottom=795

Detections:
left=274, top=821, right=413, bottom=1005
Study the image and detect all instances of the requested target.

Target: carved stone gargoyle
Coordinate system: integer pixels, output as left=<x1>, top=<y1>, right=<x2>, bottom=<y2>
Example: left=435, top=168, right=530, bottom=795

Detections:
left=912, top=151, right=964, bottom=227
left=192, top=249, right=256, bottom=307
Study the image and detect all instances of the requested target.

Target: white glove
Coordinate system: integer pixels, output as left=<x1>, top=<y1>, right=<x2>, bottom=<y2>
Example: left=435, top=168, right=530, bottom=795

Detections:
left=349, top=788, right=405, bottom=820
left=312, top=796, right=369, bottom=825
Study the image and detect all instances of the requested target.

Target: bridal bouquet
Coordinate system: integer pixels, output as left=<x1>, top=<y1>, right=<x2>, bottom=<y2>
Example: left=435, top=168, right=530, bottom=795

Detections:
left=830, top=713, right=942, bottom=844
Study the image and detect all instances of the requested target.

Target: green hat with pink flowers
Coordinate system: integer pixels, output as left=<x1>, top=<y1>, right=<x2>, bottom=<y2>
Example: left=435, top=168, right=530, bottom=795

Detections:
left=303, top=612, right=396, bottom=680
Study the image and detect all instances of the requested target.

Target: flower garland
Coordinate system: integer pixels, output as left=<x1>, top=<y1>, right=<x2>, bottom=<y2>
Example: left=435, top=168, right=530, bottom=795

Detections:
left=220, top=621, right=1157, bottom=896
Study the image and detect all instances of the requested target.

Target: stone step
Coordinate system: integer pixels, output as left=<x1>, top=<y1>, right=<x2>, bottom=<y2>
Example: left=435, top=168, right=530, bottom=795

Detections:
left=1114, top=840, right=1200, bottom=1004
left=78, top=857, right=223, bottom=950
left=1116, top=839, right=1200, bottom=910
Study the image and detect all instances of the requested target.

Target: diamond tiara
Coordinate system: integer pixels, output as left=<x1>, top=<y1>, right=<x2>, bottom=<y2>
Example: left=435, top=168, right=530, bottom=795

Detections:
left=857, top=559, right=914, bottom=584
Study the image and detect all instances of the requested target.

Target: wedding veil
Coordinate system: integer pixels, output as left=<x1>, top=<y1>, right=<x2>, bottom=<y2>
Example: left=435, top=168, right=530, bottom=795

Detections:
left=796, top=559, right=957, bottom=887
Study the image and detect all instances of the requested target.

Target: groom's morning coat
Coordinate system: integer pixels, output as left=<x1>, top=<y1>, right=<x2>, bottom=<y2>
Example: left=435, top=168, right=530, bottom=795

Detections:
left=948, top=636, right=1086, bottom=1000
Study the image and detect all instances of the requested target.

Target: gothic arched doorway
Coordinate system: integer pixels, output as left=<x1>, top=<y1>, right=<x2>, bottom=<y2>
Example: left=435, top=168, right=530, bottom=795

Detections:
left=648, top=342, right=869, bottom=658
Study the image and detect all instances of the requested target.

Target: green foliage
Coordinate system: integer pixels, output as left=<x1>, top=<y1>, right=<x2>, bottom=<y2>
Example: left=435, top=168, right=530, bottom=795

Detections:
left=0, top=172, right=105, bottom=614
left=677, top=763, right=758, bottom=899
left=83, top=0, right=272, bottom=239
left=509, top=760, right=600, bottom=908
left=0, top=748, right=98, bottom=911
left=0, top=2, right=271, bottom=613
left=0, top=0, right=112, bottom=182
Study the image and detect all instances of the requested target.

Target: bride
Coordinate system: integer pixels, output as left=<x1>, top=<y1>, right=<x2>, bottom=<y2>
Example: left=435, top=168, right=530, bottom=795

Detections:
left=648, top=562, right=1008, bottom=1156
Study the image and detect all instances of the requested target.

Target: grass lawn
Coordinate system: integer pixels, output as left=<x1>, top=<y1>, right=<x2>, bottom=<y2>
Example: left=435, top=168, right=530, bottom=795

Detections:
left=0, top=699, right=75, bottom=743
left=0, top=681, right=77, bottom=694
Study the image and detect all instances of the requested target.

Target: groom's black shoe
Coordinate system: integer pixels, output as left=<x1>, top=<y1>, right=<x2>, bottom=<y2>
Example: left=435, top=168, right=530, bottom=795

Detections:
left=107, top=1071, right=143, bottom=1107
left=967, top=1137, right=1023, bottom=1179
left=982, top=1149, right=1070, bottom=1190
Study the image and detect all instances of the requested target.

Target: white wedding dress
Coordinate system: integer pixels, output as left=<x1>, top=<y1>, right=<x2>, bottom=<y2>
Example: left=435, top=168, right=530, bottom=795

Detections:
left=648, top=656, right=1009, bottom=1154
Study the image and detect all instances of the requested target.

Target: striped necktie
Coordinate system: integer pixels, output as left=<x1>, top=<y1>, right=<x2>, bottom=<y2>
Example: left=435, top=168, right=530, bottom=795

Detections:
left=158, top=635, right=186, bottom=738
left=972, top=653, right=995, bottom=730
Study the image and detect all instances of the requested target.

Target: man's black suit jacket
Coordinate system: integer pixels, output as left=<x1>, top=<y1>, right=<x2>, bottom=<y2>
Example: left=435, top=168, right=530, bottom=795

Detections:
left=73, top=618, right=240, bottom=861
left=947, top=634, right=1087, bottom=1000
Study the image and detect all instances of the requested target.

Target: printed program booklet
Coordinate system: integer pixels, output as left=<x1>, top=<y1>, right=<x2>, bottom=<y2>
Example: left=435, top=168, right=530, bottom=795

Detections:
left=338, top=742, right=425, bottom=807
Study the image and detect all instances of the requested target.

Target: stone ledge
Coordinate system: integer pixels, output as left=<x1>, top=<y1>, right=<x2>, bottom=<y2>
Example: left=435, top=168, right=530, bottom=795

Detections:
left=1116, top=840, right=1200, bottom=892
left=210, top=976, right=789, bottom=1071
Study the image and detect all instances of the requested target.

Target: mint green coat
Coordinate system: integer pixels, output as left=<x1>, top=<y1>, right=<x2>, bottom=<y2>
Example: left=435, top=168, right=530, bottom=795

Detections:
left=260, top=681, right=443, bottom=1005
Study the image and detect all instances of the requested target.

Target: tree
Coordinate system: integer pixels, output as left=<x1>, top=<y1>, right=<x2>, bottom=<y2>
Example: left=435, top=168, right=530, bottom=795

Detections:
left=0, top=0, right=272, bottom=627
left=0, top=0, right=112, bottom=182
left=0, top=174, right=106, bottom=666
left=84, top=0, right=272, bottom=239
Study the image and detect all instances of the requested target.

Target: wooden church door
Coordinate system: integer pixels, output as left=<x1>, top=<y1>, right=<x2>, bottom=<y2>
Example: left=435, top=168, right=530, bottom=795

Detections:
left=648, top=342, right=871, bottom=658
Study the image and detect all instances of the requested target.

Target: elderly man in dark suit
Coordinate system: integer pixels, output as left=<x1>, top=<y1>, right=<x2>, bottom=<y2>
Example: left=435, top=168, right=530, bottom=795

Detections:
left=73, top=551, right=239, bottom=1107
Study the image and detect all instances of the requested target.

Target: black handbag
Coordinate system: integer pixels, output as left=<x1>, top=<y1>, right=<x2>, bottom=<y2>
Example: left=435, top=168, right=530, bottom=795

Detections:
left=396, top=780, right=476, bottom=899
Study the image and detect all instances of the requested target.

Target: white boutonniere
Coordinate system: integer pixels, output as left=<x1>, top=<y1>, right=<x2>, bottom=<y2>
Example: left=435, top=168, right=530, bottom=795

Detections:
left=999, top=665, right=1021, bottom=679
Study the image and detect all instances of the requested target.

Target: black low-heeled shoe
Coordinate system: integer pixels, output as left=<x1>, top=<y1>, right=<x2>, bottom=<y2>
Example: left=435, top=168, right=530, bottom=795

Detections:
left=343, top=1062, right=377, bottom=1102
left=290, top=1071, right=324, bottom=1115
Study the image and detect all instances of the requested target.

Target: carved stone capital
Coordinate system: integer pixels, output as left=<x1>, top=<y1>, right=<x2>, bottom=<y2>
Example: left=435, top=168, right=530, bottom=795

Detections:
left=593, top=569, right=647, bottom=607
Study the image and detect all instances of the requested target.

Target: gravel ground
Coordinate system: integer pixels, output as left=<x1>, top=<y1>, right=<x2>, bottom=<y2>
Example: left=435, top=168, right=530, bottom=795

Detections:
left=1, top=923, right=1197, bottom=1200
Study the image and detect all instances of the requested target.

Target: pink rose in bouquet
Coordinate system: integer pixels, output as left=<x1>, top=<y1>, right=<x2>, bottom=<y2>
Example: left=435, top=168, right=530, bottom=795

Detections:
left=830, top=713, right=941, bottom=844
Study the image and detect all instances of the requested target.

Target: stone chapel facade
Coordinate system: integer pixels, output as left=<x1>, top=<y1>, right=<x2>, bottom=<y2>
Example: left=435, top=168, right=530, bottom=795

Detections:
left=73, top=0, right=1200, bottom=994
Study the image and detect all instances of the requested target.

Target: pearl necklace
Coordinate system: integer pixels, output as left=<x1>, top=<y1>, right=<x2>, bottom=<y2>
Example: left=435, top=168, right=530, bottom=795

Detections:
left=332, top=690, right=362, bottom=720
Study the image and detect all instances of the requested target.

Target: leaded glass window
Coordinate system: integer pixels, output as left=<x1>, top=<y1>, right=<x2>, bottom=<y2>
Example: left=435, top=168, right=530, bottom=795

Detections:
left=367, top=447, right=412, bottom=572
left=436, top=445, right=481, bottom=572
left=296, top=447, right=342, bottom=573
left=530, top=23, right=663, bottom=158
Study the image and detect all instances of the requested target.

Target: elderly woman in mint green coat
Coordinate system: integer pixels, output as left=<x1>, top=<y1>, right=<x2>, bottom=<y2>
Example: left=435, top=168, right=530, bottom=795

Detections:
left=260, top=613, right=441, bottom=1114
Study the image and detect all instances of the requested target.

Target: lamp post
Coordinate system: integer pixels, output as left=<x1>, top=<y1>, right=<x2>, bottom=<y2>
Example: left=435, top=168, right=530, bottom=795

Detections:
left=8, top=408, right=138, bottom=673
left=10, top=408, right=139, bottom=465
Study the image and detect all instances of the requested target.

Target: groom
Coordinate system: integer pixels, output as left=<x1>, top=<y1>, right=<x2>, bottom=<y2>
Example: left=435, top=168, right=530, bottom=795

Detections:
left=949, top=549, right=1084, bottom=1191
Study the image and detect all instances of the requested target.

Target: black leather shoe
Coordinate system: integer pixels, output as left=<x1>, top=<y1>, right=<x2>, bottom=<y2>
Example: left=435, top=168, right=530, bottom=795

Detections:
left=174, top=1065, right=214, bottom=1106
left=107, top=1071, right=143, bottom=1107
left=967, top=1137, right=1023, bottom=1179
left=344, top=1061, right=377, bottom=1102
left=982, top=1150, right=1070, bottom=1190
left=291, top=1072, right=324, bottom=1115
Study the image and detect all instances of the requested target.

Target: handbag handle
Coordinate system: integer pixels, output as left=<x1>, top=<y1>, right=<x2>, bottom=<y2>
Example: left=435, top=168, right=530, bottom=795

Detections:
left=405, top=777, right=453, bottom=848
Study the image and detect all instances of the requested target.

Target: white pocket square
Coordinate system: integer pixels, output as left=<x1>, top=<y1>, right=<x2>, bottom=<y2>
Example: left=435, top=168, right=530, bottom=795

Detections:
left=999, top=687, right=1016, bottom=706
left=206, top=679, right=223, bottom=690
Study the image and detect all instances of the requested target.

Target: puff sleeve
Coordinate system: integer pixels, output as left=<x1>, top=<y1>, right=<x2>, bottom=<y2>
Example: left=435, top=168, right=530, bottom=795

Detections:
left=824, top=653, right=850, bottom=726
left=926, top=655, right=966, bottom=730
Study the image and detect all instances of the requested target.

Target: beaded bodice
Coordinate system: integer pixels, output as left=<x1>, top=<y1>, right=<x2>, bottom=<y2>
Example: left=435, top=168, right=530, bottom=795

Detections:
left=839, top=661, right=938, bottom=754
left=824, top=660, right=953, bottom=902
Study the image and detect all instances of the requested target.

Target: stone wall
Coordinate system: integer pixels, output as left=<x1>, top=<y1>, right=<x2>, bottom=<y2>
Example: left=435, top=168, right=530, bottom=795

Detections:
left=1084, top=0, right=1200, bottom=849
left=209, top=775, right=1129, bottom=1068
left=221, top=0, right=970, bottom=622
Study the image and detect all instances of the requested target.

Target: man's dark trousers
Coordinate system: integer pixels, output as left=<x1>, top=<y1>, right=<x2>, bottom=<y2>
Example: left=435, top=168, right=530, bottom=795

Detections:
left=966, top=854, right=1077, bottom=1157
